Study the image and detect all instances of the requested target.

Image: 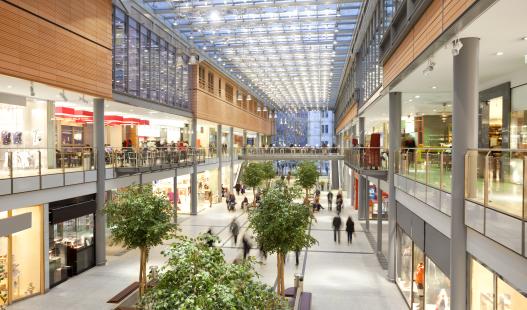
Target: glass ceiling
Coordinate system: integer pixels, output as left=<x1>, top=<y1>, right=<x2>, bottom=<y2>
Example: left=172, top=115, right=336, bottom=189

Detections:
left=141, top=0, right=363, bottom=112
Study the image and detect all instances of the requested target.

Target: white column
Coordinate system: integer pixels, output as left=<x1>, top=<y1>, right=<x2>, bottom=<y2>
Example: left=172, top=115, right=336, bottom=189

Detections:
left=451, top=37, right=479, bottom=310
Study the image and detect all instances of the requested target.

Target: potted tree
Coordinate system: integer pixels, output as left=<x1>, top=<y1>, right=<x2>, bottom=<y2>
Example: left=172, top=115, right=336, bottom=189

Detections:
left=241, top=162, right=264, bottom=206
left=0, top=264, right=7, bottom=310
left=248, top=185, right=317, bottom=296
left=106, top=184, right=177, bottom=297
left=295, top=161, right=320, bottom=201
left=139, top=235, right=289, bottom=309
left=260, top=161, right=276, bottom=189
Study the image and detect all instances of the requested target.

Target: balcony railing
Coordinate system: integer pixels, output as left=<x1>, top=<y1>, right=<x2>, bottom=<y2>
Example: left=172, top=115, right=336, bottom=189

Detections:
left=107, top=147, right=205, bottom=169
left=395, top=147, right=527, bottom=257
left=343, top=147, right=389, bottom=171
left=398, top=147, right=452, bottom=192
left=0, top=147, right=97, bottom=180
left=243, top=146, right=341, bottom=156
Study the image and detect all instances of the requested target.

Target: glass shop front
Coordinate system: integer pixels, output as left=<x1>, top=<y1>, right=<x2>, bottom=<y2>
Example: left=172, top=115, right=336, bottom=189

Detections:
left=48, top=195, right=96, bottom=288
left=396, top=226, right=451, bottom=310
left=0, top=206, right=43, bottom=305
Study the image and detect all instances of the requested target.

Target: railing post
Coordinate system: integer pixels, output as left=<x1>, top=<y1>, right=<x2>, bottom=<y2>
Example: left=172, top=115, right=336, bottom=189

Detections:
left=38, top=150, right=42, bottom=189
left=440, top=151, right=444, bottom=190
left=523, top=155, right=527, bottom=257
left=425, top=151, right=430, bottom=186
left=8, top=151, right=13, bottom=193
left=483, top=151, right=490, bottom=208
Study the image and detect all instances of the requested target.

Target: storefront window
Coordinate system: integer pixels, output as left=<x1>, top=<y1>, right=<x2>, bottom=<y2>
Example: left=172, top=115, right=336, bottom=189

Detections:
left=425, top=257, right=450, bottom=310
left=396, top=227, right=413, bottom=305
left=412, top=245, right=425, bottom=309
left=470, top=259, right=494, bottom=310
left=49, top=214, right=95, bottom=287
left=497, top=278, right=527, bottom=309
left=11, top=206, right=42, bottom=301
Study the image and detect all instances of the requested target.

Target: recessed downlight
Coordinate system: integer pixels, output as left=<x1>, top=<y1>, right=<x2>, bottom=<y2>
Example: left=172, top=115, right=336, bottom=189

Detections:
left=414, top=95, right=420, bottom=99
left=495, top=51, right=504, bottom=56
left=432, top=86, right=437, bottom=89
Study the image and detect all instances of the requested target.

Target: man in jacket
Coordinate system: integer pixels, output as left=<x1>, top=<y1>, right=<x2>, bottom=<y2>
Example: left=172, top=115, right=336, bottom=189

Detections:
left=332, top=215, right=342, bottom=244
left=230, top=219, right=240, bottom=245
left=327, top=190, right=334, bottom=211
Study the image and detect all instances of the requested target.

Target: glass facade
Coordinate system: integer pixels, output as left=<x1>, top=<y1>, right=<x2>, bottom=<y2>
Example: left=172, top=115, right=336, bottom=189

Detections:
left=470, top=258, right=527, bottom=310
left=0, top=207, right=43, bottom=304
left=112, top=6, right=190, bottom=109
left=397, top=226, right=451, bottom=310
left=49, top=214, right=95, bottom=287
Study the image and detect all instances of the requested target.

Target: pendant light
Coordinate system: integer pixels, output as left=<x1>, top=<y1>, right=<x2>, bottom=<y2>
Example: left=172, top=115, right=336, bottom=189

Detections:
left=263, top=106, right=267, bottom=112
left=247, top=94, right=252, bottom=101
left=257, top=106, right=261, bottom=112
left=237, top=91, right=242, bottom=101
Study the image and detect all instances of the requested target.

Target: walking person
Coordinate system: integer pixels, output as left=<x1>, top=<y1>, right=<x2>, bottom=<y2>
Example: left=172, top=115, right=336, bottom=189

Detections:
left=332, top=215, right=342, bottom=244
left=242, top=235, right=251, bottom=260
left=235, top=182, right=241, bottom=195
left=208, top=190, right=213, bottom=208
left=327, top=190, right=334, bottom=211
left=230, top=219, right=239, bottom=245
left=206, top=228, right=215, bottom=247
left=345, top=216, right=355, bottom=244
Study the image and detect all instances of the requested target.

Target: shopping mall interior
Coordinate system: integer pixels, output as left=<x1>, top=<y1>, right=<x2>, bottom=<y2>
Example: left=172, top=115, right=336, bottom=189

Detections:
left=0, top=0, right=526, bottom=309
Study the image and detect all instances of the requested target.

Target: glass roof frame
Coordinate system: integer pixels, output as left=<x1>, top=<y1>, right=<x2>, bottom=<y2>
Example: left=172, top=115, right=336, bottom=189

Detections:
left=141, top=0, right=364, bottom=112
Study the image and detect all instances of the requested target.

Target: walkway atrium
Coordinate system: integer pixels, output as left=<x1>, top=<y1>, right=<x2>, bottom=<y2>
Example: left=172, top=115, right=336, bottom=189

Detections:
left=1, top=0, right=527, bottom=309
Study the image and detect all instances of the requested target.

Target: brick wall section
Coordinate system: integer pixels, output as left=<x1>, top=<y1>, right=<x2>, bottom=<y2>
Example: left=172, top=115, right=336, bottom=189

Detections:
left=383, top=0, right=476, bottom=86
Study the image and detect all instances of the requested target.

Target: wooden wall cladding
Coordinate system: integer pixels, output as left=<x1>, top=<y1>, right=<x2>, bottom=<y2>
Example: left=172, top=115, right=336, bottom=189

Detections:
left=336, top=103, right=357, bottom=133
left=383, top=0, right=476, bottom=86
left=195, top=90, right=273, bottom=135
left=0, top=1, right=112, bottom=98
left=6, top=0, right=112, bottom=49
left=190, top=63, right=273, bottom=135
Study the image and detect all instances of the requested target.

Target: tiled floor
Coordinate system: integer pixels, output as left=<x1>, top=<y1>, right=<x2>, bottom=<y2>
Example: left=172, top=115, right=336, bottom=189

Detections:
left=8, top=191, right=405, bottom=310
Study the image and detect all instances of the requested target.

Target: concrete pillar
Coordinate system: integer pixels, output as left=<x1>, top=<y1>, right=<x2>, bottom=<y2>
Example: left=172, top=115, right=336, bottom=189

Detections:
left=331, top=159, right=339, bottom=190
left=229, top=127, right=234, bottom=191
left=93, top=98, right=106, bottom=265
left=387, top=91, right=402, bottom=281
left=358, top=117, right=367, bottom=225
left=451, top=37, right=479, bottom=310
left=376, top=179, right=383, bottom=255
left=256, top=133, right=261, bottom=148
left=190, top=117, right=198, bottom=215
left=217, top=124, right=223, bottom=201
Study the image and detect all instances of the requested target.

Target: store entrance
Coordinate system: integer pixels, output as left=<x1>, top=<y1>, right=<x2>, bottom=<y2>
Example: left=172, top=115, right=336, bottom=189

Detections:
left=478, top=83, right=511, bottom=180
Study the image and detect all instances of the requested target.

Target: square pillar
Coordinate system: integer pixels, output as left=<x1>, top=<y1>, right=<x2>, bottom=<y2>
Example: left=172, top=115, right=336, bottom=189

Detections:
left=93, top=98, right=106, bottom=265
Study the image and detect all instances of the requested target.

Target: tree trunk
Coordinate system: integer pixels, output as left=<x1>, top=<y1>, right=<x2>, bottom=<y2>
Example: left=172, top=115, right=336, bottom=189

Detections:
left=305, top=188, right=309, bottom=202
left=252, top=188, right=256, bottom=208
left=276, top=252, right=285, bottom=296
left=139, top=246, right=149, bottom=297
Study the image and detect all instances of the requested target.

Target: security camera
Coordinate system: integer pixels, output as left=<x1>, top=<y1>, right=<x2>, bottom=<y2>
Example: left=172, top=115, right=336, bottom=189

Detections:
left=451, top=38, right=463, bottom=56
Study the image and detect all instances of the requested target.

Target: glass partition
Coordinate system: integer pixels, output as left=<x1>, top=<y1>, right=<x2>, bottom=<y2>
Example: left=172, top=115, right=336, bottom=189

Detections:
left=497, top=277, right=527, bottom=309
left=425, top=257, right=450, bottom=310
left=396, top=227, right=412, bottom=305
left=470, top=259, right=495, bottom=310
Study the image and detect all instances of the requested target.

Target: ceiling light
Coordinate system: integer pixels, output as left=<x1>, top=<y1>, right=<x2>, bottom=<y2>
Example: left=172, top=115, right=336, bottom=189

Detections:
left=495, top=51, right=504, bottom=56
left=414, top=95, right=420, bottom=99
left=432, top=86, right=437, bottom=89
left=522, top=36, right=527, bottom=41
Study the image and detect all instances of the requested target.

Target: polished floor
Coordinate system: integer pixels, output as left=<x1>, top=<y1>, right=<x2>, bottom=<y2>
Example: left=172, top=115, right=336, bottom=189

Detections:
left=8, top=192, right=405, bottom=310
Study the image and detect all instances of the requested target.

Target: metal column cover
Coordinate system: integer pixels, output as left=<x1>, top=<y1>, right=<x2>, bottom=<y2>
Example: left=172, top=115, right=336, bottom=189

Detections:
left=387, top=92, right=402, bottom=281
left=190, top=117, right=198, bottom=215
left=451, top=37, right=479, bottom=310
left=93, top=98, right=106, bottom=265
left=217, top=124, right=223, bottom=200
left=377, top=179, right=383, bottom=254
left=229, top=127, right=234, bottom=190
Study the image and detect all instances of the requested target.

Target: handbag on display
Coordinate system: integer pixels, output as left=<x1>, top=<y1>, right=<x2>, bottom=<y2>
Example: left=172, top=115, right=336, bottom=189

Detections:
left=13, top=131, right=22, bottom=144
left=1, top=131, right=11, bottom=145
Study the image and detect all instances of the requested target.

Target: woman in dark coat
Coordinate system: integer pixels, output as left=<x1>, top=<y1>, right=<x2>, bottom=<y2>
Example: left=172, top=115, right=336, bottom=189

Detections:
left=346, top=216, right=355, bottom=244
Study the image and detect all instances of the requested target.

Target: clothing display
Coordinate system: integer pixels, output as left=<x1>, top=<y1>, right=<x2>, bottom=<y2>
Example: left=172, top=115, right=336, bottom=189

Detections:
left=2, top=131, right=11, bottom=145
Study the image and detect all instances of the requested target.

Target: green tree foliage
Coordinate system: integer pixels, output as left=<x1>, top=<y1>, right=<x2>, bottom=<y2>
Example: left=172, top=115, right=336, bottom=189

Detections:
left=0, top=264, right=7, bottom=309
left=241, top=162, right=264, bottom=203
left=106, top=184, right=177, bottom=296
left=139, top=235, right=288, bottom=310
left=295, top=161, right=320, bottom=199
left=260, top=161, right=276, bottom=189
left=248, top=186, right=317, bottom=295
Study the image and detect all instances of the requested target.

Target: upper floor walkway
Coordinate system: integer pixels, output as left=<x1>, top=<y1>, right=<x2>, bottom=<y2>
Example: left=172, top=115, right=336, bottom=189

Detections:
left=238, top=147, right=345, bottom=161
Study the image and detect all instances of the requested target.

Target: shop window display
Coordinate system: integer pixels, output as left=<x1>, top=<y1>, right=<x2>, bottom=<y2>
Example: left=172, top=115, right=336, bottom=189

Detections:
left=49, top=214, right=95, bottom=287
left=412, top=245, right=425, bottom=310
left=470, top=259, right=495, bottom=310
left=425, top=257, right=450, bottom=310
left=470, top=257, right=527, bottom=310
left=0, top=207, right=43, bottom=304
left=497, top=277, right=527, bottom=309
left=396, top=227, right=413, bottom=305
